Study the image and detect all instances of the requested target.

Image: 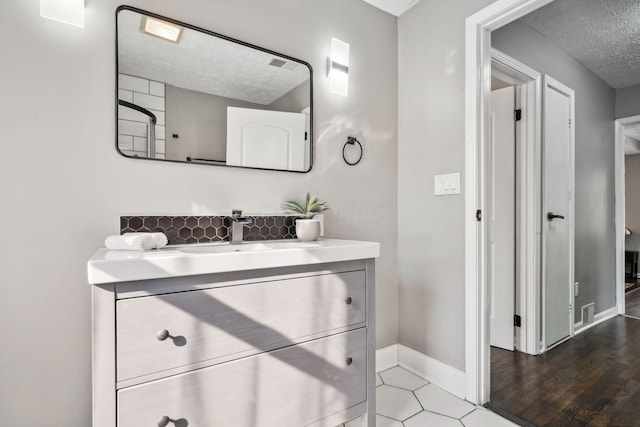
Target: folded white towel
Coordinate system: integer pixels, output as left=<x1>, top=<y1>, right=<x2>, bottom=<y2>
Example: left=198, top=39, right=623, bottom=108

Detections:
left=105, top=234, right=155, bottom=251
left=123, top=232, right=168, bottom=249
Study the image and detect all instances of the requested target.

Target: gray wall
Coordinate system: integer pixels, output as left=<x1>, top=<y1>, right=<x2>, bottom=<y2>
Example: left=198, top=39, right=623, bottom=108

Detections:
left=625, top=155, right=640, bottom=252
left=616, top=83, right=640, bottom=119
left=397, top=0, right=495, bottom=372
left=165, top=85, right=266, bottom=162
left=269, top=79, right=311, bottom=112
left=0, top=1, right=397, bottom=425
left=492, top=20, right=616, bottom=321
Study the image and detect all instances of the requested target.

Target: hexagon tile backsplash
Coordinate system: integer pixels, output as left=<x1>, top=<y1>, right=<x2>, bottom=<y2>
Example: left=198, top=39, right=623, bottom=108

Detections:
left=120, top=216, right=297, bottom=245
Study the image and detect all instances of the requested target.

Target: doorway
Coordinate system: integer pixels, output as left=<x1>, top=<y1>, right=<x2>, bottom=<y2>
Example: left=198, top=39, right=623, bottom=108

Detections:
left=615, top=115, right=640, bottom=319
left=464, top=0, right=579, bottom=404
left=488, top=50, right=541, bottom=356
left=488, top=51, right=576, bottom=354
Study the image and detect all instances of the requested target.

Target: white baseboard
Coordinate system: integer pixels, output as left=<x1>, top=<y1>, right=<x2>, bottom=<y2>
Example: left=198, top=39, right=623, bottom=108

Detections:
left=574, top=320, right=583, bottom=330
left=375, top=344, right=398, bottom=372
left=574, top=306, right=618, bottom=335
left=375, top=344, right=466, bottom=400
left=398, top=345, right=466, bottom=399
left=595, top=306, right=619, bottom=322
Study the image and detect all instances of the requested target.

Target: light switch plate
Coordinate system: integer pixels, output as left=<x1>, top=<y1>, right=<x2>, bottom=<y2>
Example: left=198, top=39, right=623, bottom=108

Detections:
left=434, top=173, right=461, bottom=196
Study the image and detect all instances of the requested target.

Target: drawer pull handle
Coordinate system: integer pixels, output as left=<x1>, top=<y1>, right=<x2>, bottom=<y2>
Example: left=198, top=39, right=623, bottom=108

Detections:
left=157, top=329, right=171, bottom=341
left=346, top=357, right=353, bottom=366
left=345, top=297, right=353, bottom=305
left=158, top=416, right=189, bottom=427
left=156, top=330, right=188, bottom=347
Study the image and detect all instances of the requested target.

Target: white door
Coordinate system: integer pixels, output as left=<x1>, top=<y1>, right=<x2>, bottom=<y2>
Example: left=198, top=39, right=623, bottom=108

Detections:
left=489, top=86, right=516, bottom=351
left=543, top=76, right=574, bottom=349
left=302, top=106, right=311, bottom=171
left=226, top=107, right=306, bottom=170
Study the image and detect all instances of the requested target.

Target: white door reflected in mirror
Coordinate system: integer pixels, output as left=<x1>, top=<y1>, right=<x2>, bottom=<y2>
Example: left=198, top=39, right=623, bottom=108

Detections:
left=226, top=107, right=307, bottom=171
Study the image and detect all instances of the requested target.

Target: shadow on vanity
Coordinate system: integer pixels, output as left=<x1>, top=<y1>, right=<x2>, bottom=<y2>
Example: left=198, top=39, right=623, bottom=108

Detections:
left=165, top=291, right=355, bottom=380
left=91, top=243, right=378, bottom=426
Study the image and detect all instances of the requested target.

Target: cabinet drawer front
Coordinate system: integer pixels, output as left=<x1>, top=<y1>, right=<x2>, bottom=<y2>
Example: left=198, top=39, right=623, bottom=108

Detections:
left=117, top=270, right=365, bottom=381
left=118, top=328, right=367, bottom=427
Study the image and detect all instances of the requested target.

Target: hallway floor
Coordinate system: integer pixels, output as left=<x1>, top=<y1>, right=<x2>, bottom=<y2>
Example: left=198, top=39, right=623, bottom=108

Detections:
left=490, top=316, right=640, bottom=426
left=342, top=366, right=518, bottom=426
left=625, top=287, right=640, bottom=318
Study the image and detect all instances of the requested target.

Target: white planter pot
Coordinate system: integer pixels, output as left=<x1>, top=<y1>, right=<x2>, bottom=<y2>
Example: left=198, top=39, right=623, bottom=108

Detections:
left=295, top=219, right=321, bottom=241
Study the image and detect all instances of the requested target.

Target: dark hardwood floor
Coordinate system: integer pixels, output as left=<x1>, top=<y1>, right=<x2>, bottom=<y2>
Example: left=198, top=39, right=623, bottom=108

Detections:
left=626, top=288, right=640, bottom=319
left=490, top=316, right=640, bottom=426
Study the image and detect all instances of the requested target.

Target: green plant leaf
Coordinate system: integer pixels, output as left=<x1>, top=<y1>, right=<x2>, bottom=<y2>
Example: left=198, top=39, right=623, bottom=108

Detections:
left=282, top=200, right=305, bottom=215
left=282, top=193, right=329, bottom=218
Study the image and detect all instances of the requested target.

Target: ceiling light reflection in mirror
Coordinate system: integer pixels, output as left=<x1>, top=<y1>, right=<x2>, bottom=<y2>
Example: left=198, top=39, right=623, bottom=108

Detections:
left=142, top=16, right=183, bottom=43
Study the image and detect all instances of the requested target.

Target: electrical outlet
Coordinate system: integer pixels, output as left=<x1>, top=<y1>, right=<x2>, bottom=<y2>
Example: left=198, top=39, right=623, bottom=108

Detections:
left=574, top=281, right=579, bottom=297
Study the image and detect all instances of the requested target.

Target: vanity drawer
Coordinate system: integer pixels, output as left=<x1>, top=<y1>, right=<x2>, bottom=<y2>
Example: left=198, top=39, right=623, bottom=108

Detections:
left=118, top=328, right=367, bottom=427
left=116, top=270, right=366, bottom=381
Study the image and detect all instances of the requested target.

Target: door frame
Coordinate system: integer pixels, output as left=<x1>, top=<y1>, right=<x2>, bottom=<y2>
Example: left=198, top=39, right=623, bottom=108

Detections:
left=464, top=0, right=554, bottom=405
left=615, top=115, right=640, bottom=315
left=491, top=48, right=542, bottom=356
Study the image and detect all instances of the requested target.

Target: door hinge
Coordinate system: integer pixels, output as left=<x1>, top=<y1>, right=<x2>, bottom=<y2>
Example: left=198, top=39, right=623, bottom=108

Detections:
left=569, top=118, right=572, bottom=128
left=476, top=209, right=482, bottom=222
left=514, top=109, right=522, bottom=122
left=514, top=315, right=522, bottom=327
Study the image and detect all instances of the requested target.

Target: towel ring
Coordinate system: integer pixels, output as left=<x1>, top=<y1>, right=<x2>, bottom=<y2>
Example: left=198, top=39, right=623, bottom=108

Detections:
left=342, top=137, right=363, bottom=166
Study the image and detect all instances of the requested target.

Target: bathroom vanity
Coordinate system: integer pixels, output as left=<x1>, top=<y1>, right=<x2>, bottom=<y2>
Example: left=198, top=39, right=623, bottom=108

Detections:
left=88, top=239, right=378, bottom=427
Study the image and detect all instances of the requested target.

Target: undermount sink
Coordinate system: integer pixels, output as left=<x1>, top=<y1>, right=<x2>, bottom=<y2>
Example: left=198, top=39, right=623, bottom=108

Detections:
left=176, top=240, right=322, bottom=254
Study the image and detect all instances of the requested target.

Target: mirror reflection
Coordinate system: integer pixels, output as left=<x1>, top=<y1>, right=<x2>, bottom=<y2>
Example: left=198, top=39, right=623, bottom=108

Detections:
left=116, top=7, right=313, bottom=172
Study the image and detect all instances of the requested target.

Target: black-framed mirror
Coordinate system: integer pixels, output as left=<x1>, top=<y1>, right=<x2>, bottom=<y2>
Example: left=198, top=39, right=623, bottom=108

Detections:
left=116, top=6, right=313, bottom=172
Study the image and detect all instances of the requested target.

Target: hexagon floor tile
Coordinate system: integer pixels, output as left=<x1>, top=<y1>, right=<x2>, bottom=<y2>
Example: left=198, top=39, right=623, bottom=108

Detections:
left=337, top=367, right=519, bottom=427
left=461, top=408, right=520, bottom=427
left=414, top=383, right=476, bottom=419
left=376, top=385, right=422, bottom=421
left=343, top=416, right=362, bottom=427
left=379, top=366, right=429, bottom=390
left=342, top=414, right=402, bottom=427
left=376, top=414, right=404, bottom=427
left=376, top=373, right=383, bottom=387
left=405, top=410, right=464, bottom=427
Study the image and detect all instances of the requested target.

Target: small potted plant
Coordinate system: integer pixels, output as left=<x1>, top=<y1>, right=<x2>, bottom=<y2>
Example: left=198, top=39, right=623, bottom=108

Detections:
left=282, top=193, right=329, bottom=241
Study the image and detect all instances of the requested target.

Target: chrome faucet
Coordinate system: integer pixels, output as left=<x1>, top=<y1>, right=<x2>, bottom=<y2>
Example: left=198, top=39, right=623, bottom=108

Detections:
left=230, top=209, right=253, bottom=244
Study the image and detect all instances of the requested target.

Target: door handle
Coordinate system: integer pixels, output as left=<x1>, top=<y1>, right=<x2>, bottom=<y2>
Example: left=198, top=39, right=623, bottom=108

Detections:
left=547, top=212, right=565, bottom=221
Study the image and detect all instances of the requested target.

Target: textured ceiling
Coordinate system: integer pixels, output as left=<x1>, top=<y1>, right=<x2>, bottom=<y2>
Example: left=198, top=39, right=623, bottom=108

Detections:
left=624, top=124, right=640, bottom=155
left=627, top=123, right=640, bottom=140
left=360, top=0, right=421, bottom=17
left=522, top=0, right=640, bottom=89
left=118, top=10, right=309, bottom=105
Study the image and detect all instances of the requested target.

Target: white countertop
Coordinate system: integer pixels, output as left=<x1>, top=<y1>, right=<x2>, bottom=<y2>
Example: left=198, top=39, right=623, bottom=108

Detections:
left=87, top=238, right=380, bottom=284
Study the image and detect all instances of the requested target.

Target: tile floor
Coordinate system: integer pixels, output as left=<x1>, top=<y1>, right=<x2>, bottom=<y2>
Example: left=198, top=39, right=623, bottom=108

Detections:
left=339, top=366, right=519, bottom=427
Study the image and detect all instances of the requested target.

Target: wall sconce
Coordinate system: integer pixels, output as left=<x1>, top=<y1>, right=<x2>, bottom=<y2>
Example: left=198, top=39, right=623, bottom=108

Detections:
left=40, top=0, right=85, bottom=28
left=328, top=38, right=350, bottom=97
